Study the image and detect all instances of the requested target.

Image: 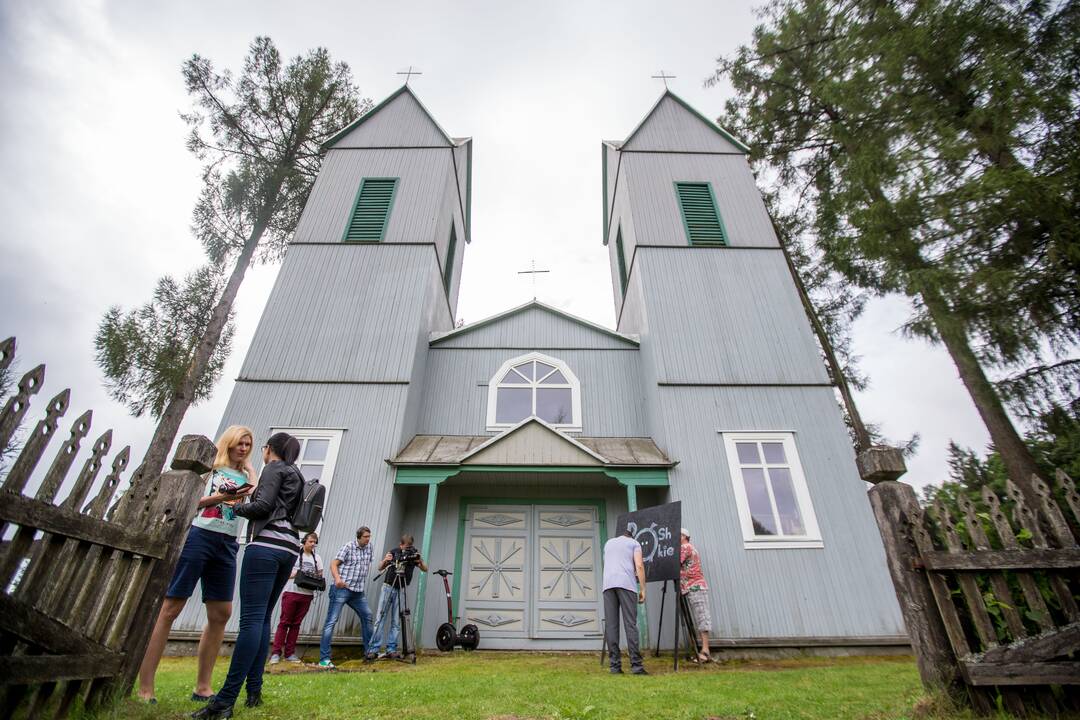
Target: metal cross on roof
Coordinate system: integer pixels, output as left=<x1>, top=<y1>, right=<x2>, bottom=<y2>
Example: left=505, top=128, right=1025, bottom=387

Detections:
left=397, top=66, right=423, bottom=84
left=517, top=259, right=550, bottom=300
left=651, top=70, right=676, bottom=89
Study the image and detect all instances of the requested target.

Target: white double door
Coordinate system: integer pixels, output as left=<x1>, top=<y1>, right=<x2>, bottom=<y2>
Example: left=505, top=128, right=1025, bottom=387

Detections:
left=461, top=504, right=602, bottom=640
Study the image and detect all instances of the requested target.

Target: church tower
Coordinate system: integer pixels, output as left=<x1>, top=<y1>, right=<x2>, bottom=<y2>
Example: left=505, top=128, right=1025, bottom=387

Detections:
left=211, top=85, right=470, bottom=558
left=605, top=91, right=903, bottom=643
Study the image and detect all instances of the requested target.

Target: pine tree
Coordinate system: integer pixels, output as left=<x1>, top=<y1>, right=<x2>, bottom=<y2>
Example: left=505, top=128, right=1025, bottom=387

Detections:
left=97, top=37, right=369, bottom=481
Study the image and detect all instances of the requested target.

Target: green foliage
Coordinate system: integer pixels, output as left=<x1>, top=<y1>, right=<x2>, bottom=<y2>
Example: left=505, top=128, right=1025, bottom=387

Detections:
left=96, top=38, right=368, bottom=437
left=711, top=0, right=1080, bottom=421
left=183, top=36, right=370, bottom=265
left=94, top=265, right=234, bottom=419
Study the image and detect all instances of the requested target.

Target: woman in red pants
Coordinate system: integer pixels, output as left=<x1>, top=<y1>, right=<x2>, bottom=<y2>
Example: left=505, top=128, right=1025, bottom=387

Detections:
left=270, top=532, right=322, bottom=663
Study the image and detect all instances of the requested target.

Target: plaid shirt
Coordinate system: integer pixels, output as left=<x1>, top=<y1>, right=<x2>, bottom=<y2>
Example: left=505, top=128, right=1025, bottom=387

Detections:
left=334, top=540, right=374, bottom=591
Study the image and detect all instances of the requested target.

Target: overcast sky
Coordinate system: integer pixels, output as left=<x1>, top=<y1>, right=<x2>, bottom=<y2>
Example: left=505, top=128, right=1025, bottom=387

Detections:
left=0, top=0, right=996, bottom=496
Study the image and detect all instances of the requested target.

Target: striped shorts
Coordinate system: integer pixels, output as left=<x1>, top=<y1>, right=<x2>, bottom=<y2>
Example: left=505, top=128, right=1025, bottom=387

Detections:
left=685, top=589, right=712, bottom=632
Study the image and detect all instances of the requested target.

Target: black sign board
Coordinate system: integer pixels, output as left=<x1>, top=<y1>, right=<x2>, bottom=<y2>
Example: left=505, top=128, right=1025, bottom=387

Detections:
left=615, top=501, right=681, bottom=582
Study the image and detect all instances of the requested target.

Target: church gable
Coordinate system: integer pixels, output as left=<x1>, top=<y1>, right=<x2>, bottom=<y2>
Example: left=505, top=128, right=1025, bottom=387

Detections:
left=430, top=301, right=638, bottom=350
left=621, top=92, right=748, bottom=154
left=461, top=419, right=605, bottom=466
left=325, top=85, right=454, bottom=149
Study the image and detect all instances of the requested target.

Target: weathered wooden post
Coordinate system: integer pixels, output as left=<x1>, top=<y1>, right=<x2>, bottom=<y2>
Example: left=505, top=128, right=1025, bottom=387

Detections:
left=98, top=434, right=215, bottom=705
left=868, top=481, right=960, bottom=695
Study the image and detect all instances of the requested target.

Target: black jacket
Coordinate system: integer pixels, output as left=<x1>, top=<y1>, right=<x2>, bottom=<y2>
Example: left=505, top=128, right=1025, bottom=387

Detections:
left=235, top=460, right=303, bottom=541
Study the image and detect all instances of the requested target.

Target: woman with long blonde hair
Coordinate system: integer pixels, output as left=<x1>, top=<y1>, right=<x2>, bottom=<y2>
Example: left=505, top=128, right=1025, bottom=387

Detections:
left=137, top=425, right=256, bottom=704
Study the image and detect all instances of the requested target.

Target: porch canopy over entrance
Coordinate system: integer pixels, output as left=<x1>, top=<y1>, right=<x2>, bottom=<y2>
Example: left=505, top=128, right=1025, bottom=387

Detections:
left=387, top=417, right=676, bottom=645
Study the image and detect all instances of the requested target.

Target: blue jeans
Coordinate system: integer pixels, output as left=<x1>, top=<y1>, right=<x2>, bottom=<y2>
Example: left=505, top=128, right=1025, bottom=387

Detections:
left=369, top=584, right=403, bottom=653
left=215, top=545, right=294, bottom=705
left=319, top=585, right=373, bottom=661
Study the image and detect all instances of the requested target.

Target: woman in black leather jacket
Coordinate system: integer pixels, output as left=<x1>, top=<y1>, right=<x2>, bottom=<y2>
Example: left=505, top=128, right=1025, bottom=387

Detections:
left=195, top=432, right=303, bottom=719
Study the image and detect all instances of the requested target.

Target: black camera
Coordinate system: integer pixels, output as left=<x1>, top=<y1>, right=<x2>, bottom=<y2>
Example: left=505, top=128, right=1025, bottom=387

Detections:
left=398, top=545, right=421, bottom=566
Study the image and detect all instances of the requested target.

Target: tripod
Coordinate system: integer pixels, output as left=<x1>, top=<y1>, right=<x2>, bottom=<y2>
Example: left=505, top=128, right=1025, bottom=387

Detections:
left=371, top=564, right=417, bottom=664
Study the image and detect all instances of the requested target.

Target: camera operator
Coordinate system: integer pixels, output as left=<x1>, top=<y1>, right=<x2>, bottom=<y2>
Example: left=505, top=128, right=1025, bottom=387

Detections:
left=366, top=534, right=427, bottom=660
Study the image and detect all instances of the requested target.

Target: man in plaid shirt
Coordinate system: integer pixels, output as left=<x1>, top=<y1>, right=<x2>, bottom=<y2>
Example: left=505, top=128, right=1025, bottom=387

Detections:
left=318, top=526, right=375, bottom=668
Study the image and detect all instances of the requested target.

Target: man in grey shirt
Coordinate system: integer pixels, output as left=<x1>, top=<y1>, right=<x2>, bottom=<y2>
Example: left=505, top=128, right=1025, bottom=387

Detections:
left=602, top=527, right=648, bottom=675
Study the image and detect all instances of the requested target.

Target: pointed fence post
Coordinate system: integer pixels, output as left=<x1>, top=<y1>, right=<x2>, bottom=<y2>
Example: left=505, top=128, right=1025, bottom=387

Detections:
left=868, top=481, right=960, bottom=695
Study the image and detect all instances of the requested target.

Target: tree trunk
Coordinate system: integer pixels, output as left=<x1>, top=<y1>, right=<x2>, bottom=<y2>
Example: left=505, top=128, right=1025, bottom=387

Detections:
left=134, top=210, right=272, bottom=484
left=918, top=285, right=1044, bottom=506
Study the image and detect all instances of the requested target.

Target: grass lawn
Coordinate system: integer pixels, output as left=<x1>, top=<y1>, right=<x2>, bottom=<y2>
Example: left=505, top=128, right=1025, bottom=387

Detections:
left=101, top=652, right=978, bottom=720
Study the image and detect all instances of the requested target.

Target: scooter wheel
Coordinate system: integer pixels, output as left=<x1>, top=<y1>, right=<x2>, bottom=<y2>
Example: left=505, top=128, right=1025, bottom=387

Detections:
left=459, top=623, right=480, bottom=650
left=435, top=623, right=456, bottom=652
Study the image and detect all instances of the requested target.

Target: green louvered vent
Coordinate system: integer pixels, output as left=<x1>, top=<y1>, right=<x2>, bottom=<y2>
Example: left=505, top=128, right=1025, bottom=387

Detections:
left=675, top=182, right=727, bottom=245
left=344, top=178, right=398, bottom=242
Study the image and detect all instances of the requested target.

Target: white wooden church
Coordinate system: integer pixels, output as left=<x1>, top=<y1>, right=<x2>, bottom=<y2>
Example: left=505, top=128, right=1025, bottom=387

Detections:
left=174, top=85, right=906, bottom=653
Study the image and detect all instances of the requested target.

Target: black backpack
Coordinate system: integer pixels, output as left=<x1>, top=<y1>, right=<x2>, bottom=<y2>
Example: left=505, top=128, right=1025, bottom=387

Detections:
left=289, top=466, right=325, bottom=532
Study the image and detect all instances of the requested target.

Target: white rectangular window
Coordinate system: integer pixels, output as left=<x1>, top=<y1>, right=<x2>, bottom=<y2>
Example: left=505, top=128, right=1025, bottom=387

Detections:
left=721, top=432, right=822, bottom=549
left=244, top=427, right=344, bottom=538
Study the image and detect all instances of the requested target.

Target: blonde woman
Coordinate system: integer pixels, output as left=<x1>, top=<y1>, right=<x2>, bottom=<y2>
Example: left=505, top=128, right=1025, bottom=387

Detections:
left=137, top=425, right=256, bottom=704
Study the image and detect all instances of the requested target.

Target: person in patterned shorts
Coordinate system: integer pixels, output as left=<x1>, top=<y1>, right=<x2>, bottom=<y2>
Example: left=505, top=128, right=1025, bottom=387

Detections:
left=680, top=528, right=712, bottom=662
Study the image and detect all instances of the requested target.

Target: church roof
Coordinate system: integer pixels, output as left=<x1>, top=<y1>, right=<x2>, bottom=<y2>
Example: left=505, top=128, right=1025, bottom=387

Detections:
left=322, top=84, right=460, bottom=150
left=429, top=299, right=639, bottom=347
left=389, top=418, right=675, bottom=468
left=620, top=89, right=750, bottom=154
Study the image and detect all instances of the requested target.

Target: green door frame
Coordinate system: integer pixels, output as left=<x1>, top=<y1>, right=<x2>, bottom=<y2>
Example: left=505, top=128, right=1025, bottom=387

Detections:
left=394, top=465, right=669, bottom=648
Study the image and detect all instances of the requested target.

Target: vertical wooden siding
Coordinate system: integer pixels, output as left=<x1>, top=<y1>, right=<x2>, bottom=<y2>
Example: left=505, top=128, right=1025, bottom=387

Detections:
left=333, top=90, right=451, bottom=148
left=419, top=348, right=648, bottom=437
left=622, top=95, right=746, bottom=154
left=238, top=244, right=443, bottom=382
left=623, top=154, right=778, bottom=248
left=292, top=149, right=455, bottom=245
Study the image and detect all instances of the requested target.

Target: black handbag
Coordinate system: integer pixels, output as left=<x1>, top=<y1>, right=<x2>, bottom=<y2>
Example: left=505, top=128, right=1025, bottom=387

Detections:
left=293, top=553, right=325, bottom=592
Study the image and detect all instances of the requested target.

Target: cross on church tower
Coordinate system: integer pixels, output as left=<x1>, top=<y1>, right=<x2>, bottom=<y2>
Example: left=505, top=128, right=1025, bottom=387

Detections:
left=397, top=66, right=423, bottom=84
left=517, top=259, right=550, bottom=300
left=651, top=70, right=676, bottom=89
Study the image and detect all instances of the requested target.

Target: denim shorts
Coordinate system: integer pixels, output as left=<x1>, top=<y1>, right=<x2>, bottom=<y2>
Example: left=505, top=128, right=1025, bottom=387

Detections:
left=165, top=525, right=239, bottom=602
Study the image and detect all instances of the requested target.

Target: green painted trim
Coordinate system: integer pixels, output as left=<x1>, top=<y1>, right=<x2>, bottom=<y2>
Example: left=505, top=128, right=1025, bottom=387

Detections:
left=443, top=223, right=457, bottom=292
left=394, top=467, right=460, bottom=485
left=394, top=465, right=671, bottom=481
left=602, top=145, right=609, bottom=244
left=465, top=140, right=473, bottom=243
left=674, top=181, right=728, bottom=246
left=621, top=90, right=750, bottom=154
left=615, top=225, right=628, bottom=296
left=621, top=483, right=649, bottom=646
left=322, top=85, right=455, bottom=151
left=413, top=482, right=439, bottom=648
left=451, top=496, right=609, bottom=627
left=428, top=301, right=640, bottom=348
left=342, top=177, right=399, bottom=243
left=606, top=468, right=670, bottom=487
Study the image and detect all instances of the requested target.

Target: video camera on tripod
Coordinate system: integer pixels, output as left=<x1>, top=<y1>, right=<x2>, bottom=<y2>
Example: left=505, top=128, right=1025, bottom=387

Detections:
left=391, top=544, right=421, bottom=579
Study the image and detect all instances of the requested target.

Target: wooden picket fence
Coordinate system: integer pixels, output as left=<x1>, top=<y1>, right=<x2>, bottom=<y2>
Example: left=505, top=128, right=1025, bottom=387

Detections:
left=871, top=471, right=1080, bottom=716
left=0, top=337, right=213, bottom=718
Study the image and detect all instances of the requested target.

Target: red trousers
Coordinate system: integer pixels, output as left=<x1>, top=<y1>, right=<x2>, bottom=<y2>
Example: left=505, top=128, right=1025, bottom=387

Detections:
left=271, top=591, right=314, bottom=658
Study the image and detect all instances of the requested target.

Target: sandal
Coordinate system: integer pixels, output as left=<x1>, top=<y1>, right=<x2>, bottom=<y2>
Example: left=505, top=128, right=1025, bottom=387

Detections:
left=696, top=652, right=712, bottom=663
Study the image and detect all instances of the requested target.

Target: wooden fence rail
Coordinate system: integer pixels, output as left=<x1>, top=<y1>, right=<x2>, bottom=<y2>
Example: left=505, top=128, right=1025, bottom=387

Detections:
left=871, top=471, right=1080, bottom=716
left=0, top=337, right=213, bottom=719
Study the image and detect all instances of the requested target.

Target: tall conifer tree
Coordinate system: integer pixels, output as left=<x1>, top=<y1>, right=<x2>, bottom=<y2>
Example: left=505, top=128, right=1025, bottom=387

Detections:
left=712, top=0, right=1079, bottom=501
left=96, top=37, right=370, bottom=481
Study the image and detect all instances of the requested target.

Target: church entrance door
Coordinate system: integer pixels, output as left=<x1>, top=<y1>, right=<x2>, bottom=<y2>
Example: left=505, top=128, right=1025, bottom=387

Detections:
left=461, top=504, right=603, bottom=643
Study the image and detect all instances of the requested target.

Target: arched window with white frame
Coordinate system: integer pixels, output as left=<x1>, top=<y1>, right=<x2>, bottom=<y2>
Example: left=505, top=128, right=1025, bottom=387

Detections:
left=486, top=353, right=582, bottom=432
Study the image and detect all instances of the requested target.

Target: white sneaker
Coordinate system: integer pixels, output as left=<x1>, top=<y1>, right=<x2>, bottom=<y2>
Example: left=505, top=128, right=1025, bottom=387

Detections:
left=285, top=655, right=302, bottom=663
left=269, top=654, right=281, bottom=665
